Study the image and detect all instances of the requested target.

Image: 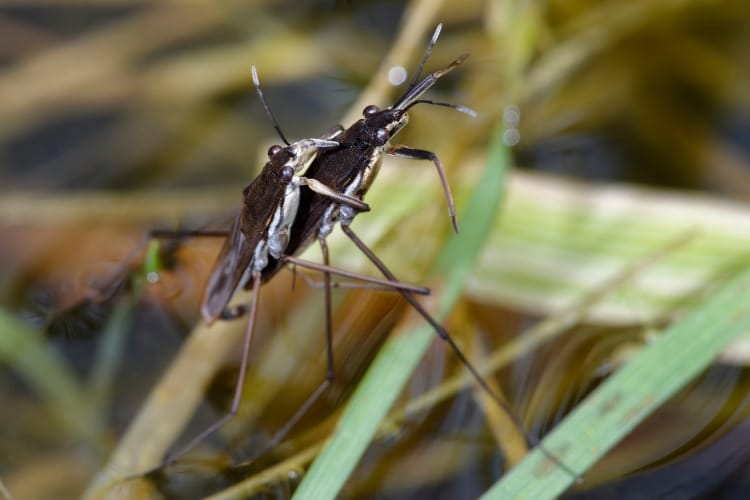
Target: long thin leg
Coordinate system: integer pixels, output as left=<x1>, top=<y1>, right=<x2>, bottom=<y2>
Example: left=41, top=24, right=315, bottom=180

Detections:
left=149, top=229, right=230, bottom=239
left=339, top=224, right=580, bottom=480
left=163, top=270, right=262, bottom=465
left=292, top=269, right=426, bottom=293
left=387, top=144, right=458, bottom=234
left=249, top=240, right=437, bottom=457
left=242, top=239, right=338, bottom=461
left=281, top=255, right=429, bottom=295
left=258, top=237, right=443, bottom=453
left=320, top=237, right=335, bottom=396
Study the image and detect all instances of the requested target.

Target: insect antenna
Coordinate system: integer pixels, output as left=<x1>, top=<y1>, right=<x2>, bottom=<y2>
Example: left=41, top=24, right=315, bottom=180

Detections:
left=393, top=53, right=469, bottom=111
left=405, top=99, right=477, bottom=117
left=251, top=65, right=291, bottom=146
left=405, top=23, right=443, bottom=91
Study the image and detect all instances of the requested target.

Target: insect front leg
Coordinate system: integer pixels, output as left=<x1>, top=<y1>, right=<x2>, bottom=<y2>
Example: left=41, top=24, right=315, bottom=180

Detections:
left=386, top=144, right=458, bottom=233
left=298, top=177, right=370, bottom=213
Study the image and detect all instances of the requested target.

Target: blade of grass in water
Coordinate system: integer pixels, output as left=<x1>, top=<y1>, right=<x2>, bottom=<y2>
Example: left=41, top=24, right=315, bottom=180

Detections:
left=89, top=295, right=138, bottom=421
left=483, top=265, right=750, bottom=499
left=292, top=124, right=509, bottom=499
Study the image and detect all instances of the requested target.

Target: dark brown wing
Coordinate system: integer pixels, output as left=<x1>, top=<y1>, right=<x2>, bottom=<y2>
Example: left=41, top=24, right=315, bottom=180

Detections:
left=200, top=215, right=254, bottom=323
left=201, top=158, right=290, bottom=323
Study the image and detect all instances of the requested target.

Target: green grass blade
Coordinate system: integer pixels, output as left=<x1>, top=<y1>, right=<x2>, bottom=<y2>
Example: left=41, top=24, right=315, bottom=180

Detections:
left=89, top=298, right=136, bottom=419
left=482, top=266, right=750, bottom=499
left=292, top=125, right=510, bottom=500
left=469, top=172, right=750, bottom=324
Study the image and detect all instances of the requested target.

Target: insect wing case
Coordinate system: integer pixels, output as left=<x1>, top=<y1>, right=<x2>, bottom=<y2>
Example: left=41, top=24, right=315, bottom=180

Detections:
left=200, top=150, right=295, bottom=323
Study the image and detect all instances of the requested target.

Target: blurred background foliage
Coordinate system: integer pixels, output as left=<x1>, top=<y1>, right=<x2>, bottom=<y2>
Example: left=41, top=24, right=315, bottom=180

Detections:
left=1, top=0, right=750, bottom=499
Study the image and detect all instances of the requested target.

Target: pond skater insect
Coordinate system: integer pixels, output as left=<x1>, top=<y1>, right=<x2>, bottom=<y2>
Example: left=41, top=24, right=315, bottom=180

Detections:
left=151, top=66, right=432, bottom=466
left=257, top=24, right=580, bottom=479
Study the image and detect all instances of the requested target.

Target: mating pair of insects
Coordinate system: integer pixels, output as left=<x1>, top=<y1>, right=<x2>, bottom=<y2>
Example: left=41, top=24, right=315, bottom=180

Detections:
left=147, top=24, right=576, bottom=479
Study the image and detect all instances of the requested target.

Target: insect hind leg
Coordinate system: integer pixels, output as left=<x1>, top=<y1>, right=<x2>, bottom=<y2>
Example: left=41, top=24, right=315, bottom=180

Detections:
left=338, top=224, right=580, bottom=480
left=162, top=270, right=262, bottom=465
left=237, top=238, right=338, bottom=465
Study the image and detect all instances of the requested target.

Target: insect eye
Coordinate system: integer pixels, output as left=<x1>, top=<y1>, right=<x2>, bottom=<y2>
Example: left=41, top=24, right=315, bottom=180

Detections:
left=375, top=128, right=389, bottom=146
left=363, top=105, right=379, bottom=117
left=280, top=165, right=294, bottom=182
left=267, top=145, right=283, bottom=158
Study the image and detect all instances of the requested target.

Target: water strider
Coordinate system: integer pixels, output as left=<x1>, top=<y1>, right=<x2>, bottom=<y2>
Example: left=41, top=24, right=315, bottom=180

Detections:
left=153, top=66, right=430, bottom=466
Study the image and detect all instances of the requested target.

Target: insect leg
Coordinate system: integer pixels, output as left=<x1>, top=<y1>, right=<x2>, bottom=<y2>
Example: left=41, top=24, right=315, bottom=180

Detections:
left=250, top=238, right=337, bottom=457
left=320, top=237, right=335, bottom=396
left=386, top=144, right=458, bottom=233
left=163, top=270, right=262, bottom=465
left=298, top=177, right=370, bottom=212
left=291, top=269, right=427, bottom=293
left=338, top=224, right=580, bottom=480
left=148, top=228, right=230, bottom=240
left=281, top=255, right=429, bottom=294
